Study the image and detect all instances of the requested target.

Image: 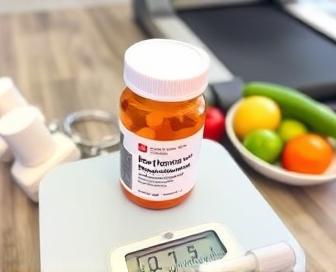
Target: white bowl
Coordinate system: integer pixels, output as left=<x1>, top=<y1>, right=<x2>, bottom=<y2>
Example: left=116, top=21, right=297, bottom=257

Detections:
left=226, top=100, right=336, bottom=186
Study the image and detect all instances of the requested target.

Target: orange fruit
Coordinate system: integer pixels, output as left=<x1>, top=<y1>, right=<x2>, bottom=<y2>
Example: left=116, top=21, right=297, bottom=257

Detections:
left=233, top=96, right=281, bottom=139
left=282, top=134, right=333, bottom=174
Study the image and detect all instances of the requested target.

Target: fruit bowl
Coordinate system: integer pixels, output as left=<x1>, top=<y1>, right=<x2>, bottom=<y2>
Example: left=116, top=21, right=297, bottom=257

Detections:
left=226, top=100, right=336, bottom=186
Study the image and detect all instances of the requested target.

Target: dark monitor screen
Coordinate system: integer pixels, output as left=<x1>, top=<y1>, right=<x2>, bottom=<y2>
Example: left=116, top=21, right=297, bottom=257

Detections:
left=178, top=2, right=336, bottom=98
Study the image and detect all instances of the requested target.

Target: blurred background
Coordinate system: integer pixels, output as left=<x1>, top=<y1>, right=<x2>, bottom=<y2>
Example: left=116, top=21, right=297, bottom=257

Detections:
left=1, top=1, right=336, bottom=272
left=0, top=0, right=129, bottom=13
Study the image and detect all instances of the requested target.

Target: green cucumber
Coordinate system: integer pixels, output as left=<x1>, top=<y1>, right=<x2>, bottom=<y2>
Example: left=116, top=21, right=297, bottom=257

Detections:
left=243, top=82, right=336, bottom=138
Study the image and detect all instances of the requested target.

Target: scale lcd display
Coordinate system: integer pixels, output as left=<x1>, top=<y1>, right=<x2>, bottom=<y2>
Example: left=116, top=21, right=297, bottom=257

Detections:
left=125, top=231, right=227, bottom=272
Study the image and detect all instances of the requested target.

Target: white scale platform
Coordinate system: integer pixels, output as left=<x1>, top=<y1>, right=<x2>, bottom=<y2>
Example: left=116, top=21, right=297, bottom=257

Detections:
left=39, top=140, right=305, bottom=271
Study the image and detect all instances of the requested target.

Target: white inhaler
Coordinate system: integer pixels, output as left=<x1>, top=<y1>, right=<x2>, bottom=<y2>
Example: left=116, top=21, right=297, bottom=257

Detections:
left=0, top=77, right=44, bottom=162
left=0, top=106, right=80, bottom=201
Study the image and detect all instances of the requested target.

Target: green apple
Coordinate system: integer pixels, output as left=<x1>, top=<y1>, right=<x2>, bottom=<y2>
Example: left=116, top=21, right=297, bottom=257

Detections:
left=243, top=129, right=283, bottom=163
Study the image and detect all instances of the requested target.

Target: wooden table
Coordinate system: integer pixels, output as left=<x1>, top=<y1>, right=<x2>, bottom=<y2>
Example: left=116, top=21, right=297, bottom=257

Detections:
left=0, top=4, right=335, bottom=272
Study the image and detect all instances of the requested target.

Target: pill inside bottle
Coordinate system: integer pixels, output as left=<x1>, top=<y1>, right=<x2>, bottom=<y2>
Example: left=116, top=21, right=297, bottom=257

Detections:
left=119, top=39, right=209, bottom=209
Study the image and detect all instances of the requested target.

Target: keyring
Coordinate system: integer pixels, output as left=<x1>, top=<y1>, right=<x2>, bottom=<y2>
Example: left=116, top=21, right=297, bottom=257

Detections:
left=63, top=110, right=120, bottom=157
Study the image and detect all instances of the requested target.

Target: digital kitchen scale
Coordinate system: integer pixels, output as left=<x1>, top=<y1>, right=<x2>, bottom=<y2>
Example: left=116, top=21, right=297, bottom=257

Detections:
left=39, top=140, right=305, bottom=271
left=134, top=0, right=336, bottom=109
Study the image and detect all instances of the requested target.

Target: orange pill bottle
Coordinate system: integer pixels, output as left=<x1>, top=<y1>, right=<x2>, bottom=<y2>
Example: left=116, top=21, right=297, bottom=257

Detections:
left=119, top=39, right=209, bottom=209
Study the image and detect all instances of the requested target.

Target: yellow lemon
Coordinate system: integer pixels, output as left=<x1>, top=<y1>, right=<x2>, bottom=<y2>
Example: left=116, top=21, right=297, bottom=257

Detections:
left=234, top=96, right=281, bottom=139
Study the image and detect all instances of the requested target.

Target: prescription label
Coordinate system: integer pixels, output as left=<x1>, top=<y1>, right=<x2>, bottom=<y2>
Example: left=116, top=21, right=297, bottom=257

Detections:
left=120, top=122, right=203, bottom=201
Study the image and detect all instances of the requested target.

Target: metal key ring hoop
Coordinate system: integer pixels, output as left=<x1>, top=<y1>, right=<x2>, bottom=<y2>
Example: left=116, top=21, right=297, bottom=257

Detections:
left=63, top=110, right=120, bottom=151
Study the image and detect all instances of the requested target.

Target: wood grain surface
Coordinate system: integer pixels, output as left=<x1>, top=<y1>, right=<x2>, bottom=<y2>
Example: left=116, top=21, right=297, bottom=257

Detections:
left=0, top=4, right=335, bottom=272
left=0, top=0, right=128, bottom=14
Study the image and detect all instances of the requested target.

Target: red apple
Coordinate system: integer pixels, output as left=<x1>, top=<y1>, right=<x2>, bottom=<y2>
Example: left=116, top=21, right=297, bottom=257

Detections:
left=204, top=107, right=226, bottom=141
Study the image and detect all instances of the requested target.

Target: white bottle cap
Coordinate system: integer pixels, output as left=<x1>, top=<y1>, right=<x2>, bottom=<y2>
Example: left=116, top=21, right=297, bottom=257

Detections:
left=0, top=77, right=27, bottom=115
left=0, top=106, right=56, bottom=167
left=124, top=39, right=209, bottom=102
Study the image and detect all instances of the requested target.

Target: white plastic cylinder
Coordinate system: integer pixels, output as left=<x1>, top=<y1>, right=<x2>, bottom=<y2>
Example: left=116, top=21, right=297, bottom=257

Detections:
left=0, top=77, right=27, bottom=115
left=198, top=242, right=296, bottom=272
left=0, top=106, right=56, bottom=167
left=199, top=255, right=256, bottom=272
left=248, top=242, right=296, bottom=272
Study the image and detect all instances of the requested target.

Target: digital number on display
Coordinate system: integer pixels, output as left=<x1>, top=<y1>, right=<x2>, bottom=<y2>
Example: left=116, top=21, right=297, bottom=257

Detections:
left=125, top=231, right=227, bottom=272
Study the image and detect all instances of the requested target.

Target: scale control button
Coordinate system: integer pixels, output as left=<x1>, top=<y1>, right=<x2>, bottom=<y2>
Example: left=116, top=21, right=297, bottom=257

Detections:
left=163, top=232, right=174, bottom=240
